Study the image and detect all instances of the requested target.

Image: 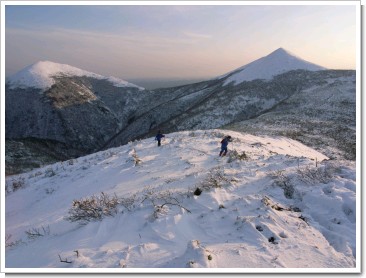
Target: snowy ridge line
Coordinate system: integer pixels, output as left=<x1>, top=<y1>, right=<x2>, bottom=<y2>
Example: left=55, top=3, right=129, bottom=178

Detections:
left=6, top=48, right=326, bottom=92
left=5, top=130, right=356, bottom=270
left=6, top=60, right=144, bottom=91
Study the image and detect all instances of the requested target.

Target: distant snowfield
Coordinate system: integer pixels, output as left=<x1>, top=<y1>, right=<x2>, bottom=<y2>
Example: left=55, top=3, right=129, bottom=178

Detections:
left=6, top=61, right=144, bottom=90
left=5, top=130, right=357, bottom=272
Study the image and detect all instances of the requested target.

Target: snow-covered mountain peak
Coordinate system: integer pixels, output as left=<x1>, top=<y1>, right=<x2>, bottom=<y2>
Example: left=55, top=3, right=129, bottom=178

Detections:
left=7, top=61, right=144, bottom=91
left=268, top=47, right=295, bottom=57
left=220, top=48, right=326, bottom=86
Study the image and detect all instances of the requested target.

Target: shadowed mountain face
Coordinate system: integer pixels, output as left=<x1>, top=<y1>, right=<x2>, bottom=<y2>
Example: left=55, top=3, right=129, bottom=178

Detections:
left=224, top=70, right=356, bottom=161
left=6, top=77, right=145, bottom=153
left=5, top=49, right=356, bottom=175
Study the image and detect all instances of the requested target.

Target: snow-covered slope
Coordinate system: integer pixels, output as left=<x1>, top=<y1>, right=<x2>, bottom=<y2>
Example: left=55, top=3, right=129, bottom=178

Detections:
left=7, top=61, right=144, bottom=90
left=5, top=130, right=357, bottom=271
left=220, top=48, right=326, bottom=85
left=225, top=70, right=356, bottom=161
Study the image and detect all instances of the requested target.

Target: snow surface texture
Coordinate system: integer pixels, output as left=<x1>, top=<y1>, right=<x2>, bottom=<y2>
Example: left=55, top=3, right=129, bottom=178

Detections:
left=5, top=130, right=356, bottom=271
left=7, top=61, right=144, bottom=91
left=220, top=48, right=326, bottom=85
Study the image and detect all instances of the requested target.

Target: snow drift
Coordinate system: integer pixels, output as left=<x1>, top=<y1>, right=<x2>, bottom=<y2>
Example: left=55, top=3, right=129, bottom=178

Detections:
left=4, top=130, right=357, bottom=272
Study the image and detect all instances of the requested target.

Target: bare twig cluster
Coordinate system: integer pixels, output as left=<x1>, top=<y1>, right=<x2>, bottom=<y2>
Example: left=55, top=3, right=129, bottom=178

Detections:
left=200, top=167, right=228, bottom=190
left=141, top=188, right=191, bottom=219
left=66, top=192, right=120, bottom=223
left=120, top=194, right=138, bottom=212
left=5, top=234, right=23, bottom=248
left=296, top=164, right=335, bottom=184
left=25, top=225, right=50, bottom=239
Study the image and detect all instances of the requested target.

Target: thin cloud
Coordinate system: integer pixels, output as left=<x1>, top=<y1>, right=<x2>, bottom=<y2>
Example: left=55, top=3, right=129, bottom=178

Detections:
left=6, top=27, right=202, bottom=47
left=183, top=31, right=212, bottom=40
left=5, top=27, right=221, bottom=78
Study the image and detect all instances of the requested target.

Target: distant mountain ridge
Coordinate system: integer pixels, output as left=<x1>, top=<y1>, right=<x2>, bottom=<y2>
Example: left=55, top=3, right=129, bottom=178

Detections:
left=7, top=48, right=324, bottom=91
left=5, top=64, right=153, bottom=168
left=7, top=60, right=144, bottom=91
left=5, top=48, right=355, bottom=175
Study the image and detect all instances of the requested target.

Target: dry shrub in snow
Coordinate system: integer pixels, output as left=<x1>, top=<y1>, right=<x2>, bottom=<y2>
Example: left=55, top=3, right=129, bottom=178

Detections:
left=199, top=167, right=228, bottom=190
left=141, top=187, right=191, bottom=220
left=45, top=167, right=56, bottom=177
left=127, top=149, right=142, bottom=166
left=227, top=149, right=248, bottom=163
left=66, top=192, right=119, bottom=223
left=5, top=234, right=23, bottom=248
left=120, top=194, right=138, bottom=212
left=25, top=225, right=50, bottom=239
left=296, top=164, right=336, bottom=184
left=212, top=131, right=226, bottom=139
left=269, top=170, right=295, bottom=199
left=5, top=177, right=26, bottom=194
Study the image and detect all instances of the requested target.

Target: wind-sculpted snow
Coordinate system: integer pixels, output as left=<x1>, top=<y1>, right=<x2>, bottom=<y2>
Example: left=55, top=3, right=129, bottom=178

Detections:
left=5, top=130, right=357, bottom=270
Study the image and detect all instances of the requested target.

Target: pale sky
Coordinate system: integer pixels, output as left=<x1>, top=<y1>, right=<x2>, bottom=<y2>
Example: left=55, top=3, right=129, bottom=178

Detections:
left=4, top=2, right=358, bottom=81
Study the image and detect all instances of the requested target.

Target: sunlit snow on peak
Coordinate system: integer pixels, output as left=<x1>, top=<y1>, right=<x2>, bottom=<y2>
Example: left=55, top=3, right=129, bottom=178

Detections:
left=7, top=60, right=144, bottom=91
left=220, top=48, right=326, bottom=86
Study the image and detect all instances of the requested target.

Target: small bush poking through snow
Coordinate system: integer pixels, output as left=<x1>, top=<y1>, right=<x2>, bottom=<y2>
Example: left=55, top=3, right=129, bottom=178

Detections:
left=200, top=167, right=228, bottom=190
left=127, top=149, right=142, bottom=166
left=227, top=149, right=248, bottom=163
left=5, top=177, right=26, bottom=194
left=140, top=187, right=191, bottom=220
left=120, top=194, right=138, bottom=212
left=296, top=164, right=335, bottom=184
left=269, top=170, right=295, bottom=199
left=45, top=167, right=56, bottom=177
left=66, top=192, right=120, bottom=223
left=5, top=234, right=23, bottom=248
left=25, top=225, right=50, bottom=239
left=212, top=131, right=226, bottom=139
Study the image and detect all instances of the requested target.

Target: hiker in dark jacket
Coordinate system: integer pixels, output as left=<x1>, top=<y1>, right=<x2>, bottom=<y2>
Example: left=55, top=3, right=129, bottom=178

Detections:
left=155, top=130, right=165, bottom=147
left=219, top=135, right=232, bottom=156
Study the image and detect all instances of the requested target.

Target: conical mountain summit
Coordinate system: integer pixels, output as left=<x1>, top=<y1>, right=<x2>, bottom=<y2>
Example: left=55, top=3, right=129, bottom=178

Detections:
left=220, top=47, right=326, bottom=85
